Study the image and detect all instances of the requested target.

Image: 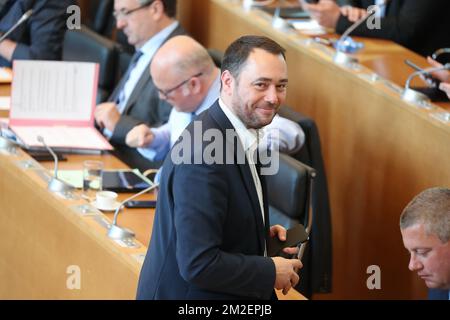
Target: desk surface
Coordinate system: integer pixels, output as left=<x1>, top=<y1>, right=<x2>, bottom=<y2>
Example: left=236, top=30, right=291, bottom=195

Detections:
left=0, top=148, right=305, bottom=300
left=178, top=0, right=450, bottom=300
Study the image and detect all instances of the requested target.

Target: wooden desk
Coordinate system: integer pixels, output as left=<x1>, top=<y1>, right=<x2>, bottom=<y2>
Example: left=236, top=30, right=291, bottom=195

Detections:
left=0, top=148, right=305, bottom=300
left=178, top=0, right=450, bottom=299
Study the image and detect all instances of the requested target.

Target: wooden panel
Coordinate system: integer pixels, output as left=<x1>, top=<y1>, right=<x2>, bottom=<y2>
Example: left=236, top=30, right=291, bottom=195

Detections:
left=182, top=0, right=450, bottom=299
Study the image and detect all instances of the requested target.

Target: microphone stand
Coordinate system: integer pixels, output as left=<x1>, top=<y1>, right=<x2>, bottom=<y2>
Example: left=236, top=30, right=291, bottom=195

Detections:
left=333, top=6, right=378, bottom=65
left=402, top=64, right=450, bottom=105
left=107, top=183, right=159, bottom=240
left=271, top=0, right=292, bottom=31
left=37, top=135, right=74, bottom=194
left=0, top=10, right=33, bottom=44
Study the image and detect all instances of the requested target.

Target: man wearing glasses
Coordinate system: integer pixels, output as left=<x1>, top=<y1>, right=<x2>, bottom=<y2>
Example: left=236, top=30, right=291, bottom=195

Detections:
left=125, top=36, right=305, bottom=163
left=94, top=0, right=185, bottom=170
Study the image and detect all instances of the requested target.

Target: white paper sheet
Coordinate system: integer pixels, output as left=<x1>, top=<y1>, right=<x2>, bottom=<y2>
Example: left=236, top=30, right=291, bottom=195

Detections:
left=10, top=61, right=97, bottom=122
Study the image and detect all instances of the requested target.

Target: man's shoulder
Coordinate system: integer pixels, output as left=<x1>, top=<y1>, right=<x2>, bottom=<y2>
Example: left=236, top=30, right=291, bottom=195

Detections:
left=428, top=289, right=449, bottom=300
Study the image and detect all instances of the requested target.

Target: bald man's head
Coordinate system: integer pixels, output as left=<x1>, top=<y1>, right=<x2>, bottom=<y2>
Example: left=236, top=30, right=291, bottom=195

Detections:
left=150, top=35, right=217, bottom=112
left=151, top=36, right=214, bottom=84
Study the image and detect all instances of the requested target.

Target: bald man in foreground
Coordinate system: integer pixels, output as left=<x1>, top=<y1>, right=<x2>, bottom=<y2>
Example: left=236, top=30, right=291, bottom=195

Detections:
left=126, top=36, right=305, bottom=163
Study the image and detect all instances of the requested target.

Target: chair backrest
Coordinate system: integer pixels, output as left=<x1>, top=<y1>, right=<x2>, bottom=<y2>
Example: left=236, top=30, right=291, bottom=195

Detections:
left=276, top=106, right=333, bottom=297
left=83, top=0, right=114, bottom=36
left=266, top=153, right=312, bottom=228
left=63, top=25, right=118, bottom=103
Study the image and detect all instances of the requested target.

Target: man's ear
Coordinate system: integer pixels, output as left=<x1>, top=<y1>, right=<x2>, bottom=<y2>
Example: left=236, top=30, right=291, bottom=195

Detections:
left=149, top=0, right=164, bottom=20
left=189, top=77, right=202, bottom=95
left=221, top=70, right=234, bottom=96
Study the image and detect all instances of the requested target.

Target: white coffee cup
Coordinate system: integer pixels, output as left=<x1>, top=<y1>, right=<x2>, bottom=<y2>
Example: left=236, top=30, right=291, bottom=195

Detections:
left=96, top=191, right=118, bottom=209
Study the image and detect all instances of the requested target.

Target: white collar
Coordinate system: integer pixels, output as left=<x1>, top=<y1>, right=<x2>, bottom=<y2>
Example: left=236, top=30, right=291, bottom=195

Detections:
left=138, top=21, right=179, bottom=56
left=218, top=98, right=259, bottom=153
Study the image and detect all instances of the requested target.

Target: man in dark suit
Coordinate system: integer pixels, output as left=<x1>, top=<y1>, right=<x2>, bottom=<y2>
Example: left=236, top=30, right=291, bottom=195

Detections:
left=300, top=0, right=450, bottom=57
left=400, top=187, right=450, bottom=300
left=0, top=0, right=75, bottom=67
left=94, top=0, right=185, bottom=170
left=137, top=35, right=303, bottom=300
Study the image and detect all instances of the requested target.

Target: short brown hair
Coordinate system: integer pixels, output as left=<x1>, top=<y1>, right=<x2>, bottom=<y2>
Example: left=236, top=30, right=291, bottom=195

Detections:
left=400, top=187, right=450, bottom=243
left=221, top=35, right=286, bottom=80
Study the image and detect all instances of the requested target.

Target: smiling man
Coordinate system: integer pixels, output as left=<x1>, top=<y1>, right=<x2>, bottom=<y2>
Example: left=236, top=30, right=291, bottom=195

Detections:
left=400, top=187, right=450, bottom=300
left=136, top=35, right=303, bottom=300
left=125, top=35, right=304, bottom=163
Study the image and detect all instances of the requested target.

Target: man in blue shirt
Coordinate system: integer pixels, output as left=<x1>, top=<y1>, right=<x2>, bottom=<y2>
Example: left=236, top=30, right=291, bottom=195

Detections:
left=94, top=0, right=185, bottom=171
left=0, top=0, right=74, bottom=67
left=125, top=35, right=305, bottom=163
left=400, top=187, right=450, bottom=300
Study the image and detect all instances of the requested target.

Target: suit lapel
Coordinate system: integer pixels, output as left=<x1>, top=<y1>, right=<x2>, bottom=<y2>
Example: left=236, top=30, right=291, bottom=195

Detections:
left=209, top=103, right=266, bottom=254
left=122, top=66, right=151, bottom=114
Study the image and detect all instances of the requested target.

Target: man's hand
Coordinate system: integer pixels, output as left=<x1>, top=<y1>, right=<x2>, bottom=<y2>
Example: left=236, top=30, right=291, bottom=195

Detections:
left=340, top=5, right=367, bottom=22
left=95, top=102, right=121, bottom=132
left=300, top=0, right=341, bottom=29
left=272, top=257, right=303, bottom=295
left=426, top=57, right=450, bottom=98
left=427, top=57, right=450, bottom=83
left=126, top=124, right=154, bottom=148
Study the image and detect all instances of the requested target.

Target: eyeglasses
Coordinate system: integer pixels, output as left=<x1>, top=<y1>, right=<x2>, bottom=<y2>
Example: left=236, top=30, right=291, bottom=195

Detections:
left=113, top=1, right=154, bottom=20
left=157, top=73, right=203, bottom=98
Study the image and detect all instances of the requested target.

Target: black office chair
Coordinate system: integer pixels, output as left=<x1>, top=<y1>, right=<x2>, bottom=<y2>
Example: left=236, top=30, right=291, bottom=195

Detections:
left=62, top=25, right=118, bottom=103
left=266, top=152, right=316, bottom=255
left=276, top=106, right=333, bottom=298
left=83, top=0, right=114, bottom=36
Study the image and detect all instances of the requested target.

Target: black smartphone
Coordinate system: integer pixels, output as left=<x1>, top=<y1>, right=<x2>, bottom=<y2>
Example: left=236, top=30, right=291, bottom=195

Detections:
left=404, top=59, right=441, bottom=87
left=124, top=200, right=156, bottom=209
left=267, top=224, right=309, bottom=257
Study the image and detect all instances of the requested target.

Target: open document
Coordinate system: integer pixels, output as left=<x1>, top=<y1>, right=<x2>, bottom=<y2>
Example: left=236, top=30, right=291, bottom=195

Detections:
left=9, top=60, right=113, bottom=152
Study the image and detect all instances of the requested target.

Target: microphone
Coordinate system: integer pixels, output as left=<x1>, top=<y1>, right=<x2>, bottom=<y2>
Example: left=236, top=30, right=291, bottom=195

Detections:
left=37, top=135, right=58, bottom=179
left=402, top=64, right=450, bottom=105
left=333, top=5, right=379, bottom=65
left=271, top=0, right=293, bottom=31
left=0, top=10, right=33, bottom=44
left=107, top=182, right=159, bottom=240
left=37, top=135, right=74, bottom=193
left=431, top=48, right=450, bottom=61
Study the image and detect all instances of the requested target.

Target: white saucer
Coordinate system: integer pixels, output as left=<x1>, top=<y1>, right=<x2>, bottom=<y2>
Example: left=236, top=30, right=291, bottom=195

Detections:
left=91, top=200, right=121, bottom=212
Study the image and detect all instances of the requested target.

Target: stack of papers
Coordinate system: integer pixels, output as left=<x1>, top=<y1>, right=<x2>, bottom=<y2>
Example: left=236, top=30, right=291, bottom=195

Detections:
left=9, top=60, right=113, bottom=153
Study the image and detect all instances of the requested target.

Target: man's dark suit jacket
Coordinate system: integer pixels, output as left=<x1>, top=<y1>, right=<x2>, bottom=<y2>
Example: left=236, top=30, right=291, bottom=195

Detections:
left=428, top=289, right=449, bottom=300
left=108, top=24, right=186, bottom=171
left=0, top=0, right=74, bottom=67
left=336, top=0, right=450, bottom=57
left=136, top=101, right=277, bottom=299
